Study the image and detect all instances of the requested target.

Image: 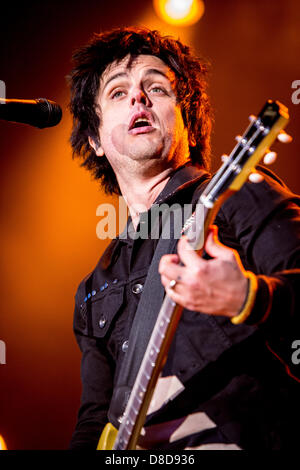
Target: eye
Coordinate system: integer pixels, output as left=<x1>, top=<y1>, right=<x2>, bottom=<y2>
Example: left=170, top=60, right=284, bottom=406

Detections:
left=150, top=86, right=165, bottom=94
left=111, top=90, right=125, bottom=99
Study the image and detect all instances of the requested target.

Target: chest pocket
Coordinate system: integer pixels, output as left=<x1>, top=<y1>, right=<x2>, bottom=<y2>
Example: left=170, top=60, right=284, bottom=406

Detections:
left=78, top=286, right=124, bottom=339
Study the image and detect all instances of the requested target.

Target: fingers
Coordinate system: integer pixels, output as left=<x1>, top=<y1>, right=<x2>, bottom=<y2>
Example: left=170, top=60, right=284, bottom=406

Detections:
left=158, top=253, right=181, bottom=281
left=159, top=226, right=247, bottom=315
left=176, top=235, right=200, bottom=265
left=159, top=258, right=183, bottom=283
left=163, top=279, right=187, bottom=305
left=204, top=226, right=235, bottom=261
left=160, top=227, right=234, bottom=282
left=159, top=238, right=201, bottom=293
left=160, top=227, right=234, bottom=293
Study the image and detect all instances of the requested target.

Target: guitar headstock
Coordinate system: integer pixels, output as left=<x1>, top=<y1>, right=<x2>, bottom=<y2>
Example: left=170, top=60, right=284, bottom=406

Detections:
left=200, top=100, right=289, bottom=208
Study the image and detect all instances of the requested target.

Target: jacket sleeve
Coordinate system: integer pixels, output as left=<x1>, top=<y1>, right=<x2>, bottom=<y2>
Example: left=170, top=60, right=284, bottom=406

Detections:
left=215, top=167, right=300, bottom=374
left=69, top=300, right=114, bottom=450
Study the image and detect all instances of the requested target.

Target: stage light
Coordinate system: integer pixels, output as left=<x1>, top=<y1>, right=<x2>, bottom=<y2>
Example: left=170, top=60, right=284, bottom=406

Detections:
left=153, top=0, right=205, bottom=26
left=0, top=435, right=7, bottom=450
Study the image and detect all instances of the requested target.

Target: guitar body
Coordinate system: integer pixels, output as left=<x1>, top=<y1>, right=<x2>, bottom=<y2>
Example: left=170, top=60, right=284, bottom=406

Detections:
left=97, top=422, right=118, bottom=450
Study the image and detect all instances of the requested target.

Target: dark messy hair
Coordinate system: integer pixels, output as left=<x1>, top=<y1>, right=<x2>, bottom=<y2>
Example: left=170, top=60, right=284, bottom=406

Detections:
left=68, top=27, right=212, bottom=195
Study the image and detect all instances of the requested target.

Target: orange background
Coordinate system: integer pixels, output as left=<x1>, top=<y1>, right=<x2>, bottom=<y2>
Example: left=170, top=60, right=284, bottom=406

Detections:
left=0, top=0, right=299, bottom=449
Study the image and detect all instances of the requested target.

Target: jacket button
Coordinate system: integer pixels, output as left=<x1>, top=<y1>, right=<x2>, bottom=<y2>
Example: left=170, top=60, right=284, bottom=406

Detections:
left=122, top=340, right=129, bottom=352
left=132, top=283, right=143, bottom=294
left=99, top=316, right=106, bottom=329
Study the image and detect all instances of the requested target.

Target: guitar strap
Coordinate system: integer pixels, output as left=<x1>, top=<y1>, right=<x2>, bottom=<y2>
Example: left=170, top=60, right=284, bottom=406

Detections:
left=107, top=174, right=210, bottom=428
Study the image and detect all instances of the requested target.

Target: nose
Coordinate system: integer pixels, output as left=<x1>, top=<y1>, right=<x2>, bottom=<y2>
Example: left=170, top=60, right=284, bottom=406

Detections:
left=131, top=88, right=151, bottom=107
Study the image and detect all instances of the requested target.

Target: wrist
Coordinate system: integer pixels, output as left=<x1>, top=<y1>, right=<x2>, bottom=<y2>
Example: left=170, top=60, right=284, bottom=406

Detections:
left=231, top=271, right=258, bottom=325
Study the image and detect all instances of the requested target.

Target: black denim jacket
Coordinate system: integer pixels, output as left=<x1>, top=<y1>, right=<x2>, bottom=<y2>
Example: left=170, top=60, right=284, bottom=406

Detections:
left=70, top=165, right=300, bottom=450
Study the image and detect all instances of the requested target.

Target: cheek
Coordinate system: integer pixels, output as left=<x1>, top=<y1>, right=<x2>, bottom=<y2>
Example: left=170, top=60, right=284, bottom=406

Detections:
left=163, top=107, right=184, bottom=145
left=100, top=116, right=129, bottom=155
left=111, top=124, right=128, bottom=154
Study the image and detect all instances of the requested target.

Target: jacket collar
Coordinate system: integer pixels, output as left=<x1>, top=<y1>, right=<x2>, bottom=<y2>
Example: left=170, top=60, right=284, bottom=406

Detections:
left=99, top=164, right=210, bottom=269
left=154, top=163, right=209, bottom=205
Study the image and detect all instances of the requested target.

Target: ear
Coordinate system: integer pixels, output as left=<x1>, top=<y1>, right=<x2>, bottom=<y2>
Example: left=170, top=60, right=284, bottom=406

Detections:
left=88, top=136, right=104, bottom=157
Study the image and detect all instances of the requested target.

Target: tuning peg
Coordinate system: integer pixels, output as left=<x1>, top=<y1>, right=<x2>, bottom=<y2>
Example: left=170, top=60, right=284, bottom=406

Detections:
left=277, top=130, right=292, bottom=143
left=221, top=154, right=229, bottom=162
left=249, top=172, right=264, bottom=183
left=263, top=151, right=277, bottom=165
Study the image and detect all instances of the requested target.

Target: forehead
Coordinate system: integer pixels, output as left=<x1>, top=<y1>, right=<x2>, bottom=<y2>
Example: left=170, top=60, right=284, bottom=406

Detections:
left=100, top=54, right=176, bottom=87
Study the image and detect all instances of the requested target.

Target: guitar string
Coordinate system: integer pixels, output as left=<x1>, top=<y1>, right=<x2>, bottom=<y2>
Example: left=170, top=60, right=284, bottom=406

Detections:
left=114, top=296, right=177, bottom=448
left=203, top=123, right=265, bottom=205
left=201, top=117, right=262, bottom=198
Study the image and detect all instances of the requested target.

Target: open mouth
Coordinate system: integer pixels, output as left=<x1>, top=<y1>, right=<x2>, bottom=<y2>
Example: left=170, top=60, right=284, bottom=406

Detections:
left=131, top=117, right=152, bottom=129
left=129, top=112, right=154, bottom=133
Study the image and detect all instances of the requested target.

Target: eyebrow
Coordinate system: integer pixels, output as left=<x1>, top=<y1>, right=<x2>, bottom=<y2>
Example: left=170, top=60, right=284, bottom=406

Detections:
left=102, top=68, right=170, bottom=93
left=102, top=72, right=128, bottom=93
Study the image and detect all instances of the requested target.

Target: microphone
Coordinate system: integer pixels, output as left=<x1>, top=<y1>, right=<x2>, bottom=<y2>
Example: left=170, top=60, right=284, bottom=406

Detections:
left=0, top=98, right=62, bottom=129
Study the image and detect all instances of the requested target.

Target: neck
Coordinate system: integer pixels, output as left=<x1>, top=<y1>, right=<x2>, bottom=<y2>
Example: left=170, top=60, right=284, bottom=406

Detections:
left=119, top=166, right=175, bottom=228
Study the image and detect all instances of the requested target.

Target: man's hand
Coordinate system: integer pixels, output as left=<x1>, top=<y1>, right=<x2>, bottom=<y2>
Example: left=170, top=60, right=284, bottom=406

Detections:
left=159, top=225, right=249, bottom=318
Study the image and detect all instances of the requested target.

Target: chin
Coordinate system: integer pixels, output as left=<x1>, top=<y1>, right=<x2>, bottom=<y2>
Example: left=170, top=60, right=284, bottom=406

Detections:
left=128, top=146, right=165, bottom=161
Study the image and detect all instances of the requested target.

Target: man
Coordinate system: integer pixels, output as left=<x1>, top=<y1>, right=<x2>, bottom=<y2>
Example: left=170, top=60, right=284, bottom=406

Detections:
left=68, top=27, right=300, bottom=450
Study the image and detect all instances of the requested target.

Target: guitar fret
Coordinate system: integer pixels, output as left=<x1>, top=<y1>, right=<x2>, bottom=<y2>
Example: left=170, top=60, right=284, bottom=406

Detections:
left=132, top=395, right=142, bottom=409
left=151, top=336, right=160, bottom=346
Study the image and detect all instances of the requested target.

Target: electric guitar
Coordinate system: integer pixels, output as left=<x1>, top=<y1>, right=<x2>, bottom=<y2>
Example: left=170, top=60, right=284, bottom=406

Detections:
left=97, top=100, right=289, bottom=450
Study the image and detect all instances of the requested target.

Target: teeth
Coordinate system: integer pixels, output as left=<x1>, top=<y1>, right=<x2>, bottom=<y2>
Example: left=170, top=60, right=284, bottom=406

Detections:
left=135, top=117, right=150, bottom=123
left=132, top=117, right=150, bottom=128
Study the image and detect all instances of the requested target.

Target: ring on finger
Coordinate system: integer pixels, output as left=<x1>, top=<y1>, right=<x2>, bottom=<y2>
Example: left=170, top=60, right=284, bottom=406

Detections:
left=169, top=279, right=177, bottom=289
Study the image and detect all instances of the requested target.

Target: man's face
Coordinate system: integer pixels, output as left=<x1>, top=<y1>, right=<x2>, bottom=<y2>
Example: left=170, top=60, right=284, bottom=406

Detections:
left=93, top=54, right=191, bottom=174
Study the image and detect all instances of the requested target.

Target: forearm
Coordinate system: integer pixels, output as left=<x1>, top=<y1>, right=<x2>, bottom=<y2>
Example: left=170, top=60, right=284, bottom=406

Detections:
left=244, top=270, right=300, bottom=331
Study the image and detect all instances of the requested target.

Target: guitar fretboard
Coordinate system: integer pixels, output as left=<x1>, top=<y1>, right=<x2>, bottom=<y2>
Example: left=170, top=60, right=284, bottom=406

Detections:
left=114, top=293, right=177, bottom=449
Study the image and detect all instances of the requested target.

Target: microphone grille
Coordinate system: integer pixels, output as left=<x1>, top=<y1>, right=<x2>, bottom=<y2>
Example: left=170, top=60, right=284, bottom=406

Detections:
left=36, top=98, right=62, bottom=128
